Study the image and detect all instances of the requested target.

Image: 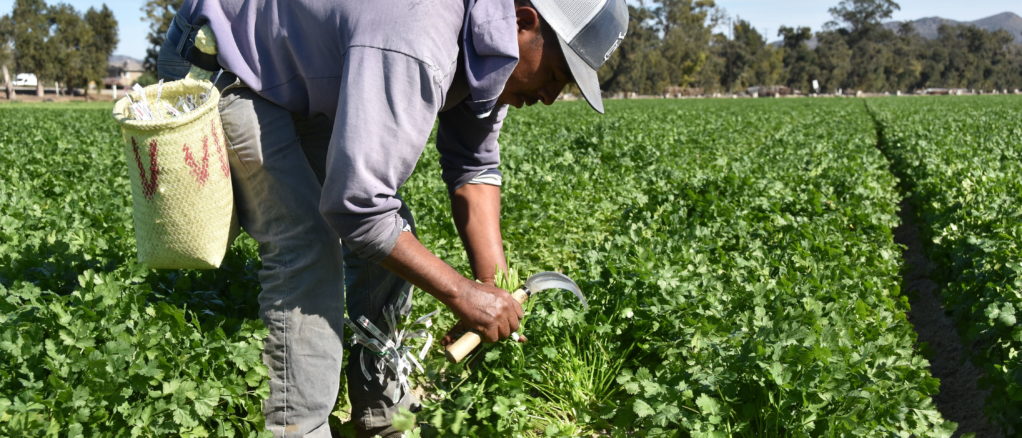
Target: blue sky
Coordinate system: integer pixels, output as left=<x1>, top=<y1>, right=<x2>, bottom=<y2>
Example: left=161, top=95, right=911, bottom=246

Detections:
left=0, top=0, right=1018, bottom=60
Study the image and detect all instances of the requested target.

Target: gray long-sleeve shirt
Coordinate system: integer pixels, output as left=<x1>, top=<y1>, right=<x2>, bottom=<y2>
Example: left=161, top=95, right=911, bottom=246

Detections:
left=180, top=0, right=519, bottom=262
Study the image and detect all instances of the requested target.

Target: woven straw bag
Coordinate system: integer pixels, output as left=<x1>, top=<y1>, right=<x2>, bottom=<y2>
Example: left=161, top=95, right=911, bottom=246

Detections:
left=112, top=78, right=237, bottom=269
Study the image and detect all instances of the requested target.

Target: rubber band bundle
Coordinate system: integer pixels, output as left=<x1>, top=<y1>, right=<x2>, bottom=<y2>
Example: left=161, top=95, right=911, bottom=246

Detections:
left=345, top=300, right=437, bottom=403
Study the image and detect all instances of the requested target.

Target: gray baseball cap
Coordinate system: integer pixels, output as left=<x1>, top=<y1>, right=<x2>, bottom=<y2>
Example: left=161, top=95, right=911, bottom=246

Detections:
left=531, top=0, right=629, bottom=113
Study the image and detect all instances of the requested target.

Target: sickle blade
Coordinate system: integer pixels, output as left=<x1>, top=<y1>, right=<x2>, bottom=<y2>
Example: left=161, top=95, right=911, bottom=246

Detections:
left=523, top=271, right=588, bottom=310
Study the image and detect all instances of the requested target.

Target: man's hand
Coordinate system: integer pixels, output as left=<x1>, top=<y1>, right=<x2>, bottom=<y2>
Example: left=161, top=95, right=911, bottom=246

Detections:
left=444, top=281, right=523, bottom=343
left=381, top=232, right=525, bottom=343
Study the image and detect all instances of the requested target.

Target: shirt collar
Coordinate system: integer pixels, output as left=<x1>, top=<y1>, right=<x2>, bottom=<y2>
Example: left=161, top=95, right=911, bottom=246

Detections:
left=461, top=0, right=519, bottom=118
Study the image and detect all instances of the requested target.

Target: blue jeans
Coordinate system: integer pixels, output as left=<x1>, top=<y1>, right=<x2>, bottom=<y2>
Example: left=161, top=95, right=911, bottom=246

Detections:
left=159, top=20, right=418, bottom=437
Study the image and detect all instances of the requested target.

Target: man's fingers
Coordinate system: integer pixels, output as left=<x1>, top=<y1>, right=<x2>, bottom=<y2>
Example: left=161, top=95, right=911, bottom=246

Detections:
left=441, top=321, right=470, bottom=346
left=485, top=327, right=500, bottom=343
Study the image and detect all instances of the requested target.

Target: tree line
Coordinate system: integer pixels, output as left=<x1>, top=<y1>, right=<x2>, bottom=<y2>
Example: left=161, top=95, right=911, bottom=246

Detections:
left=2, top=0, right=1020, bottom=97
left=601, top=0, right=1022, bottom=95
left=0, top=0, right=118, bottom=96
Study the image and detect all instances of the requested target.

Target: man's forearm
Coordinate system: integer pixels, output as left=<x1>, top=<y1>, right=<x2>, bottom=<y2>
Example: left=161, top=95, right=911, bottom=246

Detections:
left=450, top=183, right=507, bottom=284
left=379, top=231, right=470, bottom=305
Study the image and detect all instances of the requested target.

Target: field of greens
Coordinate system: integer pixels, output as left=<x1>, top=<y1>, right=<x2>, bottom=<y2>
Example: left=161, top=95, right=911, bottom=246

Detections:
left=0, top=96, right=1017, bottom=436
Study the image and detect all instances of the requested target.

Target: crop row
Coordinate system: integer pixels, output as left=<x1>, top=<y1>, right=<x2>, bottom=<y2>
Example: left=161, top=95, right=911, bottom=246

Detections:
left=870, top=96, right=1022, bottom=434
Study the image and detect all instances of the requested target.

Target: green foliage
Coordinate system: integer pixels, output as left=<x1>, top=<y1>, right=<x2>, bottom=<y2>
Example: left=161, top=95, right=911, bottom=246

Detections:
left=11, top=0, right=49, bottom=80
left=8, top=0, right=119, bottom=91
left=597, top=0, right=722, bottom=94
left=714, top=19, right=783, bottom=92
left=401, top=98, right=953, bottom=436
left=591, top=0, right=1022, bottom=94
left=826, top=0, right=901, bottom=37
left=141, top=0, right=183, bottom=73
left=5, top=97, right=1005, bottom=436
left=83, top=5, right=120, bottom=89
left=0, top=107, right=269, bottom=437
left=0, top=15, right=13, bottom=70
left=870, top=96, right=1022, bottom=434
left=135, top=71, right=158, bottom=87
left=778, top=26, right=817, bottom=92
left=44, top=4, right=94, bottom=90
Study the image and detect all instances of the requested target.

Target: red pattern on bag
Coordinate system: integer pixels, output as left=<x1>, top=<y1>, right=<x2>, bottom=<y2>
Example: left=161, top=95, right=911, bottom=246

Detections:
left=183, top=134, right=211, bottom=186
left=211, top=120, right=230, bottom=177
left=132, top=137, right=159, bottom=200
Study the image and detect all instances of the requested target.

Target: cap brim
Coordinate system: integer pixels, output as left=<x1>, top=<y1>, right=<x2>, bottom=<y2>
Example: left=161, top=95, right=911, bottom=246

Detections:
left=557, top=36, right=604, bottom=114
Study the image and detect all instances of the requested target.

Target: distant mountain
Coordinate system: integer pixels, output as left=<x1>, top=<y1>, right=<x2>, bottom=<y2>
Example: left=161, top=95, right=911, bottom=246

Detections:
left=770, top=11, right=1022, bottom=47
left=883, top=12, right=1022, bottom=43
left=968, top=12, right=1022, bottom=41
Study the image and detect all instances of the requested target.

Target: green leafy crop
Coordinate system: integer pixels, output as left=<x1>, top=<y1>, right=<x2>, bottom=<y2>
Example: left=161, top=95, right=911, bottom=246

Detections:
left=4, top=96, right=1002, bottom=436
left=402, top=98, right=953, bottom=436
left=0, top=107, right=270, bottom=437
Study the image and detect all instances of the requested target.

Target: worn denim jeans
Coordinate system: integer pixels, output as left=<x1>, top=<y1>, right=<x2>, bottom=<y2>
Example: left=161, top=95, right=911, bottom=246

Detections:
left=159, top=19, right=418, bottom=437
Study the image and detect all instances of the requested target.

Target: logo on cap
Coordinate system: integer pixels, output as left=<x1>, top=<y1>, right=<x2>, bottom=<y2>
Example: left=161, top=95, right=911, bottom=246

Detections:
left=604, top=32, right=626, bottom=61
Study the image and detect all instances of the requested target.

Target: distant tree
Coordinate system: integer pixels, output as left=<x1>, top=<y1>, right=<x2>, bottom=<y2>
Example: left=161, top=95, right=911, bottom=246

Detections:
left=713, top=19, right=780, bottom=91
left=976, top=29, right=1015, bottom=90
left=824, top=0, right=901, bottom=90
left=853, top=36, right=898, bottom=91
left=0, top=14, right=13, bottom=71
left=695, top=32, right=726, bottom=93
left=887, top=25, right=925, bottom=91
left=813, top=31, right=852, bottom=93
left=991, top=32, right=1022, bottom=90
left=45, top=3, right=93, bottom=92
left=84, top=5, right=119, bottom=89
left=601, top=4, right=661, bottom=94
left=142, top=0, right=182, bottom=73
left=826, top=0, right=900, bottom=39
left=918, top=36, right=949, bottom=89
left=653, top=0, right=719, bottom=88
left=135, top=71, right=158, bottom=87
left=11, top=0, right=50, bottom=95
left=778, top=26, right=817, bottom=93
left=933, top=25, right=1018, bottom=90
left=36, top=3, right=117, bottom=95
left=732, top=19, right=781, bottom=90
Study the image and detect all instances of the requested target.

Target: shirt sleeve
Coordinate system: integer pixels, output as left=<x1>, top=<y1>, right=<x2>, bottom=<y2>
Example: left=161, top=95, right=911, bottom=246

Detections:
left=436, top=100, right=508, bottom=194
left=319, top=46, right=442, bottom=262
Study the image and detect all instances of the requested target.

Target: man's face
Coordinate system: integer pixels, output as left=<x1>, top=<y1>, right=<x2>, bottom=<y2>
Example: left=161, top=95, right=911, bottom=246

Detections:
left=498, top=6, right=573, bottom=109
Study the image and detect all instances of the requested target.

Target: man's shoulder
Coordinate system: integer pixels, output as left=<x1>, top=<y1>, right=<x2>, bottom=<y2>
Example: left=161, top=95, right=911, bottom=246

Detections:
left=346, top=0, right=466, bottom=75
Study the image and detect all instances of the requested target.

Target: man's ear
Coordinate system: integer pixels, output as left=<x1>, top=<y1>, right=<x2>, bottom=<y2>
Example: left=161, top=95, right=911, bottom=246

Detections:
left=515, top=5, right=541, bottom=34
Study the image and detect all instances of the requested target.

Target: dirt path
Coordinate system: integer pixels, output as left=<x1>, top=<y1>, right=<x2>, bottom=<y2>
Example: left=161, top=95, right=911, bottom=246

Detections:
left=895, top=200, right=1002, bottom=438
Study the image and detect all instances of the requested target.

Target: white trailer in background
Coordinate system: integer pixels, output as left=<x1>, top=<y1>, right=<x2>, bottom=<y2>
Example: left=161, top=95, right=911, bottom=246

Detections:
left=13, top=73, right=37, bottom=87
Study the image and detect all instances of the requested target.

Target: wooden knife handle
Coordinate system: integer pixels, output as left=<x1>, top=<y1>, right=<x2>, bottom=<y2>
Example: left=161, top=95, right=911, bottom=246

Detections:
left=444, top=288, right=529, bottom=363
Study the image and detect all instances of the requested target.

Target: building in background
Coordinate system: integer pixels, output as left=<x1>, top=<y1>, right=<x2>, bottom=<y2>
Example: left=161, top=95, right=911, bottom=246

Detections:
left=104, top=56, right=145, bottom=89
